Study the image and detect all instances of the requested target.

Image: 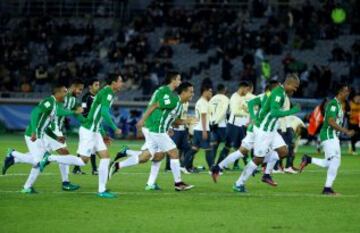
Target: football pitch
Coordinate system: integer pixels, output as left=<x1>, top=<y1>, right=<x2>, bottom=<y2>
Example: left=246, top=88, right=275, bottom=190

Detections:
left=0, top=134, right=359, bottom=233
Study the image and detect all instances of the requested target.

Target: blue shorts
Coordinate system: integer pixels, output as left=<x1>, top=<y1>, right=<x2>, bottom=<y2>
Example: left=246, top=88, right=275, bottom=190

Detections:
left=171, top=130, right=191, bottom=152
left=211, top=127, right=227, bottom=143
left=193, top=130, right=211, bottom=149
left=224, top=123, right=247, bottom=149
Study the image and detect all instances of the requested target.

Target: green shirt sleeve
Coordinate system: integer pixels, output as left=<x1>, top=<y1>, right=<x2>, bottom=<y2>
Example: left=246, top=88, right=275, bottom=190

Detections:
left=270, top=93, right=299, bottom=117
left=56, top=104, right=75, bottom=117
left=326, top=102, right=338, bottom=120
left=248, top=96, right=261, bottom=120
left=30, top=107, right=42, bottom=135
left=158, top=93, right=178, bottom=109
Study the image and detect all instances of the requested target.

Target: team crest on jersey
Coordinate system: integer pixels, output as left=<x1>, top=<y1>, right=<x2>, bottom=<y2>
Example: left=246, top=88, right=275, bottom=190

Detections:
left=275, top=96, right=281, bottom=103
left=107, top=94, right=112, bottom=101
left=44, top=101, right=51, bottom=108
left=331, top=106, right=336, bottom=112
left=163, top=94, right=171, bottom=105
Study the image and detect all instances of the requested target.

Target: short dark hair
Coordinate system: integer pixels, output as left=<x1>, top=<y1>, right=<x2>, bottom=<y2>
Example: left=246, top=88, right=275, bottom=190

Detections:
left=177, top=81, right=193, bottom=94
left=239, top=81, right=249, bottom=88
left=268, top=80, right=280, bottom=91
left=106, top=74, right=121, bottom=85
left=201, top=83, right=212, bottom=94
left=88, top=78, right=99, bottom=86
left=336, top=83, right=350, bottom=94
left=71, top=78, right=84, bottom=86
left=164, top=71, right=180, bottom=85
left=52, top=82, right=66, bottom=94
left=216, top=84, right=226, bottom=93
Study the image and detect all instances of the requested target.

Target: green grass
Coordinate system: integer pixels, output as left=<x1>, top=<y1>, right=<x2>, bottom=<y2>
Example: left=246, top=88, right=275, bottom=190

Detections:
left=0, top=133, right=359, bottom=233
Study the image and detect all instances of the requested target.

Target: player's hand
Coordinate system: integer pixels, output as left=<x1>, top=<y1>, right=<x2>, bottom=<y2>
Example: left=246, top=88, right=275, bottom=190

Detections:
left=31, top=133, right=37, bottom=142
left=168, top=128, right=174, bottom=137
left=57, top=136, right=66, bottom=144
left=345, top=129, right=355, bottom=137
left=185, top=117, right=198, bottom=126
left=115, top=128, right=122, bottom=136
left=136, top=119, right=145, bottom=130
left=103, top=135, right=112, bottom=146
left=74, top=106, right=83, bottom=115
left=202, top=131, right=208, bottom=140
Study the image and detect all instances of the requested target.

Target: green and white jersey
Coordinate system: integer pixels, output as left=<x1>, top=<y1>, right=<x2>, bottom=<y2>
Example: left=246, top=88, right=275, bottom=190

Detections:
left=82, top=86, right=115, bottom=133
left=256, top=86, right=287, bottom=132
left=247, top=92, right=269, bottom=133
left=49, top=93, right=78, bottom=135
left=320, top=98, right=343, bottom=141
left=25, top=96, right=57, bottom=139
left=145, top=85, right=183, bottom=133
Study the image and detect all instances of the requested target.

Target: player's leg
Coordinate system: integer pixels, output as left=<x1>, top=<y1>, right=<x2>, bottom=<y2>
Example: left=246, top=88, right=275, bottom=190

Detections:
left=145, top=153, right=164, bottom=190
left=217, top=124, right=233, bottom=164
left=183, top=130, right=201, bottom=171
left=322, top=139, right=341, bottom=194
left=233, top=129, right=270, bottom=192
left=90, top=154, right=98, bottom=175
left=21, top=137, right=48, bottom=193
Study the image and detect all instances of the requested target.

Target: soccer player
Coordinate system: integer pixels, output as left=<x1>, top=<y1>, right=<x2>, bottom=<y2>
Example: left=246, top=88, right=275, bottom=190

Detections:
left=220, top=75, right=300, bottom=192
left=209, top=84, right=229, bottom=165
left=73, top=78, right=101, bottom=175
left=211, top=80, right=280, bottom=183
left=300, top=83, right=354, bottom=195
left=183, top=84, right=213, bottom=171
left=110, top=81, right=195, bottom=191
left=38, top=74, right=123, bottom=198
left=216, top=81, right=250, bottom=168
left=43, top=79, right=85, bottom=191
left=168, top=101, right=191, bottom=174
left=2, top=83, right=83, bottom=193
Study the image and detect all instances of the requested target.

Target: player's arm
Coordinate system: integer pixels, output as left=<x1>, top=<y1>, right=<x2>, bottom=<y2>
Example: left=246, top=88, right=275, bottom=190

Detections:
left=270, top=94, right=300, bottom=117
left=327, top=104, right=354, bottom=136
left=56, top=103, right=83, bottom=117
left=31, top=100, right=53, bottom=140
left=100, top=94, right=121, bottom=135
left=137, top=102, right=159, bottom=127
left=213, top=99, right=228, bottom=125
left=247, top=96, right=261, bottom=121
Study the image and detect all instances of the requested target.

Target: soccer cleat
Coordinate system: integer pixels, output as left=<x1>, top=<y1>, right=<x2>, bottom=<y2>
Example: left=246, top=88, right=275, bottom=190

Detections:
left=21, top=187, right=37, bottom=194
left=261, top=174, right=278, bottom=187
left=62, top=182, right=80, bottom=191
left=108, top=162, right=120, bottom=179
left=174, top=182, right=194, bottom=191
left=180, top=167, right=191, bottom=174
left=2, top=148, right=15, bottom=175
left=210, top=165, right=222, bottom=183
left=284, top=167, right=298, bottom=174
left=113, top=145, right=129, bottom=162
left=38, top=152, right=51, bottom=172
left=72, top=166, right=86, bottom=175
left=92, top=170, right=98, bottom=176
left=97, top=191, right=116, bottom=198
left=322, top=187, right=338, bottom=195
left=272, top=168, right=285, bottom=174
left=299, top=154, right=312, bottom=173
left=145, top=183, right=162, bottom=191
left=233, top=184, right=247, bottom=193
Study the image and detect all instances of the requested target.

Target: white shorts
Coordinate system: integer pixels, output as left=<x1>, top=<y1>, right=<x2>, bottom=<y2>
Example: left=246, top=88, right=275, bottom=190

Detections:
left=322, top=138, right=341, bottom=159
left=147, top=131, right=176, bottom=157
left=141, top=127, right=162, bottom=154
left=77, top=126, right=107, bottom=157
left=141, top=127, right=150, bottom=151
left=25, top=136, right=47, bottom=163
left=241, top=131, right=255, bottom=151
left=44, top=133, right=67, bottom=152
left=253, top=128, right=286, bottom=157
